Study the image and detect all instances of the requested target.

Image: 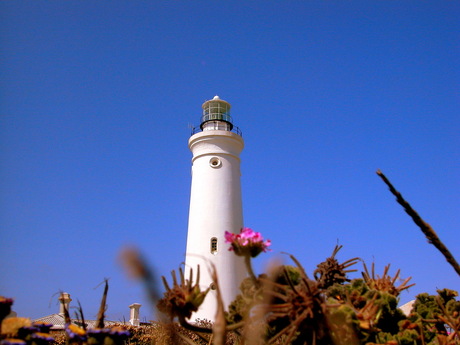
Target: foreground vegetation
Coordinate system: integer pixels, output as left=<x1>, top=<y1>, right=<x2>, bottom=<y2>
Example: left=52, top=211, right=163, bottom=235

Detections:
left=1, top=171, right=459, bottom=344
left=122, top=243, right=459, bottom=345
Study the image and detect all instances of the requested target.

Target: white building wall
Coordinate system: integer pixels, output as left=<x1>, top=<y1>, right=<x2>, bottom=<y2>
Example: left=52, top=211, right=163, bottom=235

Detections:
left=185, top=130, right=247, bottom=321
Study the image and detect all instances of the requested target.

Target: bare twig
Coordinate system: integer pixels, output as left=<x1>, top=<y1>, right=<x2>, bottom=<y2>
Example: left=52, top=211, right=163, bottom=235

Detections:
left=62, top=293, right=71, bottom=325
left=178, top=315, right=212, bottom=334
left=210, top=263, right=226, bottom=345
left=176, top=332, right=203, bottom=345
left=77, top=300, right=86, bottom=331
left=119, top=247, right=166, bottom=322
left=95, top=279, right=109, bottom=329
left=376, top=170, right=460, bottom=277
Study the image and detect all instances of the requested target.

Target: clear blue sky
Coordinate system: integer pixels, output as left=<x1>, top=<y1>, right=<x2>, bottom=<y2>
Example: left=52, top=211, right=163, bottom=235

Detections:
left=1, top=1, right=459, bottom=323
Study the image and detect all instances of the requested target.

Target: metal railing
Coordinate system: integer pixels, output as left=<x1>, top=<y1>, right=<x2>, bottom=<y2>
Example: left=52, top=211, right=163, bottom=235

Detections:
left=190, top=125, right=242, bottom=137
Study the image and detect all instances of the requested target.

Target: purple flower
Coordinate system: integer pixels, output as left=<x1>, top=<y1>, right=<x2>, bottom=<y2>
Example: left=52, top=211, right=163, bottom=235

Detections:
left=0, top=339, right=26, bottom=345
left=225, top=228, right=271, bottom=258
left=87, top=327, right=130, bottom=345
left=87, top=328, right=108, bottom=335
left=86, top=328, right=109, bottom=345
left=65, top=324, right=87, bottom=342
left=31, top=332, right=54, bottom=344
left=17, top=326, right=40, bottom=339
left=109, top=326, right=131, bottom=339
left=32, top=323, right=53, bottom=333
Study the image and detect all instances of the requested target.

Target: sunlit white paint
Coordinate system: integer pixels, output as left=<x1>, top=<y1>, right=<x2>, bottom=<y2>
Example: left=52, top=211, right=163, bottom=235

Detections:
left=185, top=98, right=246, bottom=321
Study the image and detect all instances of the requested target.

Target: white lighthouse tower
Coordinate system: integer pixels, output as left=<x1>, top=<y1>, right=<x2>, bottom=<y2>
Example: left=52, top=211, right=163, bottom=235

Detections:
left=185, top=96, right=246, bottom=321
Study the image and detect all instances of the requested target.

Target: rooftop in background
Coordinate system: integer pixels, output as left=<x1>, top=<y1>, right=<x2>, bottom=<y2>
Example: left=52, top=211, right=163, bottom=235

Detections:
left=31, top=293, right=145, bottom=330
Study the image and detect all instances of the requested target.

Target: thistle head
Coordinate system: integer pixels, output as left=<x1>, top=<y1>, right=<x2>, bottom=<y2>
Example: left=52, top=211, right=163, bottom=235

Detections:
left=157, top=266, right=209, bottom=320
left=314, top=245, right=360, bottom=289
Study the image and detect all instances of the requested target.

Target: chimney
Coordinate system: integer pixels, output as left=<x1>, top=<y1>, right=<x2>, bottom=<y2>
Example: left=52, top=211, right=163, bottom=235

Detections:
left=59, top=292, right=72, bottom=315
left=129, top=303, right=141, bottom=326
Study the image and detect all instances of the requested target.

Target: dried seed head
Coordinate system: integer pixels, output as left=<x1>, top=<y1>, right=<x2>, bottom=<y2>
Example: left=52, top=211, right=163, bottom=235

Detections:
left=314, top=245, right=359, bottom=289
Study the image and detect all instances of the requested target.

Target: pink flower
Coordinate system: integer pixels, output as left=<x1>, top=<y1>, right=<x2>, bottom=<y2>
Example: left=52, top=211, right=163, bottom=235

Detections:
left=224, top=228, right=271, bottom=258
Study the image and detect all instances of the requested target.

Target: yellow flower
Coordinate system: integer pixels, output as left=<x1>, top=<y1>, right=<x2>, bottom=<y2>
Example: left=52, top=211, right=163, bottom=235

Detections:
left=1, top=317, right=31, bottom=337
left=0, top=297, right=14, bottom=321
left=31, top=332, right=54, bottom=342
left=67, top=324, right=86, bottom=337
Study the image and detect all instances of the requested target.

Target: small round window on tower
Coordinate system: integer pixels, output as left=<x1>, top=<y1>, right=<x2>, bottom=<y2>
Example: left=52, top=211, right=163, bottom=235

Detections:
left=209, top=157, right=222, bottom=168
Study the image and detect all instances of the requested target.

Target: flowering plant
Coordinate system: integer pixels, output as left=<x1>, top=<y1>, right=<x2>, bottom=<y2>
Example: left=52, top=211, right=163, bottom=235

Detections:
left=224, top=228, right=271, bottom=258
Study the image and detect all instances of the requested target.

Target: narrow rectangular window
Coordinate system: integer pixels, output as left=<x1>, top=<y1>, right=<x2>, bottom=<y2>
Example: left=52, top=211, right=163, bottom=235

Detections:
left=210, top=237, right=218, bottom=254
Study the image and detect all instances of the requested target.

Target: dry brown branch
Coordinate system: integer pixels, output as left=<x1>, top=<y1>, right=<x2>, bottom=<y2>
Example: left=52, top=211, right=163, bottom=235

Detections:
left=95, top=279, right=108, bottom=329
left=210, top=263, right=226, bottom=345
left=376, top=169, right=460, bottom=277
left=119, top=247, right=168, bottom=323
